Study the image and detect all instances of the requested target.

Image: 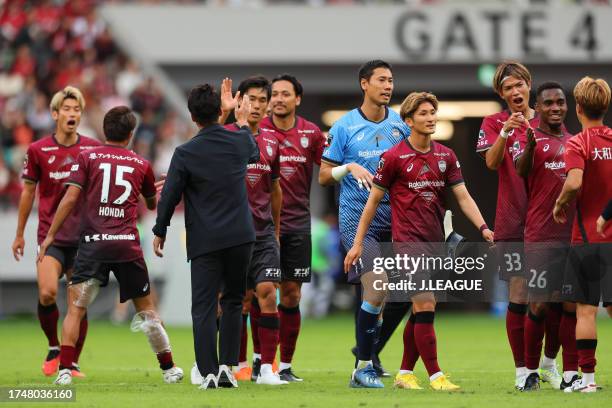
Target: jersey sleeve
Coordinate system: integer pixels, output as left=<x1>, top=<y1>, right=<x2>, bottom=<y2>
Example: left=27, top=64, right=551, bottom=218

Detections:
left=141, top=162, right=157, bottom=199
left=66, top=152, right=89, bottom=189
left=22, top=145, right=40, bottom=182
left=476, top=116, right=500, bottom=153
left=446, top=150, right=465, bottom=186
left=311, top=126, right=325, bottom=166
left=565, top=134, right=587, bottom=172
left=373, top=151, right=396, bottom=190
left=321, top=122, right=347, bottom=165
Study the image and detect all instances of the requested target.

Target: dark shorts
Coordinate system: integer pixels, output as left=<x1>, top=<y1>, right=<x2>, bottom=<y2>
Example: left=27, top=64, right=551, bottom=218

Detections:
left=44, top=245, right=78, bottom=274
left=562, top=243, right=612, bottom=306
left=70, top=256, right=151, bottom=303
left=248, top=235, right=281, bottom=289
left=280, top=233, right=312, bottom=282
left=525, top=243, right=569, bottom=300
left=496, top=240, right=526, bottom=281
left=341, top=230, right=392, bottom=285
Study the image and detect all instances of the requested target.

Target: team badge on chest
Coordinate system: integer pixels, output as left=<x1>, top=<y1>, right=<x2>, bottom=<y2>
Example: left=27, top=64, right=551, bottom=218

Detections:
left=438, top=160, right=447, bottom=173
left=300, top=136, right=309, bottom=148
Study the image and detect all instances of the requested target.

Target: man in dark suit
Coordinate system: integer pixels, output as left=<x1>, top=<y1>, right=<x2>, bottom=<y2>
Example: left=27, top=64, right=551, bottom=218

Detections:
left=152, top=84, right=258, bottom=389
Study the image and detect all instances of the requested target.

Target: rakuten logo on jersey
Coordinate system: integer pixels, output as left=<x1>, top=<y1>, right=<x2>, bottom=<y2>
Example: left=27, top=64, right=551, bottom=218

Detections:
left=408, top=180, right=445, bottom=189
left=280, top=155, right=306, bottom=163
left=544, top=161, right=566, bottom=170
left=358, top=149, right=386, bottom=158
left=49, top=171, right=71, bottom=180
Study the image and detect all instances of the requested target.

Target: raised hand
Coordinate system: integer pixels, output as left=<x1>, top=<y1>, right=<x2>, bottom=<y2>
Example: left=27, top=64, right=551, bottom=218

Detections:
left=220, top=77, right=241, bottom=114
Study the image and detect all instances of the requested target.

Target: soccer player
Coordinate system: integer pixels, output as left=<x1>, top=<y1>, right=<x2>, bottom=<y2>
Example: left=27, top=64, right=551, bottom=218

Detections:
left=259, top=74, right=326, bottom=382
left=37, top=106, right=183, bottom=386
left=225, top=76, right=286, bottom=385
left=514, top=82, right=577, bottom=391
left=319, top=60, right=410, bottom=388
left=477, top=62, right=560, bottom=389
left=553, top=76, right=612, bottom=393
left=345, top=92, right=494, bottom=391
left=12, top=86, right=100, bottom=377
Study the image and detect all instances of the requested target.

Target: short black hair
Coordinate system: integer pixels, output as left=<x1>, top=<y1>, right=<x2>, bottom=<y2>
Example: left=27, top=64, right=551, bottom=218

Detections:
left=103, top=106, right=137, bottom=142
left=358, top=60, right=393, bottom=84
left=188, top=84, right=221, bottom=126
left=272, top=74, right=303, bottom=97
left=238, top=76, right=271, bottom=100
left=536, top=81, right=564, bottom=99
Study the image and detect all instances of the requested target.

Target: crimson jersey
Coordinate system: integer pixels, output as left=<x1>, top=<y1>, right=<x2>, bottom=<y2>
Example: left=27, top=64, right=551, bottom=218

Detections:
left=476, top=111, right=539, bottom=241
left=564, top=126, right=612, bottom=244
left=260, top=115, right=325, bottom=234
left=373, top=140, right=464, bottom=242
left=513, top=128, right=574, bottom=243
left=66, top=145, right=156, bottom=262
left=225, top=124, right=281, bottom=236
left=22, top=134, right=101, bottom=246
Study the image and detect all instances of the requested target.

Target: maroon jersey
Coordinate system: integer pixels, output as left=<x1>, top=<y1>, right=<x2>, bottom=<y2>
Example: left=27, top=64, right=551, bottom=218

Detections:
left=260, top=115, right=325, bottom=234
left=476, top=111, right=539, bottom=241
left=22, top=134, right=101, bottom=246
left=564, top=126, right=612, bottom=244
left=373, top=140, right=464, bottom=242
left=513, top=128, right=574, bottom=243
left=66, top=145, right=156, bottom=262
left=225, top=124, right=281, bottom=236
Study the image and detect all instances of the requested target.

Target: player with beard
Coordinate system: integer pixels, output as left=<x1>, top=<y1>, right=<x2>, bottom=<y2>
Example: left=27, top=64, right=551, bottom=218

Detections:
left=38, top=106, right=183, bottom=386
left=514, top=82, right=577, bottom=391
left=223, top=76, right=286, bottom=385
left=319, top=60, right=411, bottom=388
left=12, top=86, right=100, bottom=378
left=476, top=62, right=561, bottom=389
left=554, top=77, right=612, bottom=393
left=259, top=74, right=326, bottom=382
left=345, top=92, right=493, bottom=391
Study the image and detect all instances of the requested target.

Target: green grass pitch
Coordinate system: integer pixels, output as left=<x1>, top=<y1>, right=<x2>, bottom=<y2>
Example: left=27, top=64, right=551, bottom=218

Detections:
left=2, top=313, right=611, bottom=407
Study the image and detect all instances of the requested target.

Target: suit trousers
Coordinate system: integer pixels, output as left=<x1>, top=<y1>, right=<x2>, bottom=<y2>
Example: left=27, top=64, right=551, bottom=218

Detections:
left=190, top=242, right=253, bottom=377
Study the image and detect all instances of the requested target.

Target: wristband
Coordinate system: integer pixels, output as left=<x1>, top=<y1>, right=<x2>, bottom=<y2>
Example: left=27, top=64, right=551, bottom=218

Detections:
left=331, top=164, right=350, bottom=181
left=499, top=128, right=510, bottom=139
left=479, top=224, right=489, bottom=232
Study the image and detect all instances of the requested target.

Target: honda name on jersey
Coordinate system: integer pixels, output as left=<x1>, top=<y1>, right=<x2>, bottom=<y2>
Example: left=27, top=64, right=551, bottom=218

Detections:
left=98, top=206, right=125, bottom=218
left=84, top=233, right=136, bottom=242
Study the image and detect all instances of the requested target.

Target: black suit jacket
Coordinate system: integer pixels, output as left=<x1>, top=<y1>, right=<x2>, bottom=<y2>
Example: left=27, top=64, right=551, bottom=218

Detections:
left=153, top=124, right=259, bottom=260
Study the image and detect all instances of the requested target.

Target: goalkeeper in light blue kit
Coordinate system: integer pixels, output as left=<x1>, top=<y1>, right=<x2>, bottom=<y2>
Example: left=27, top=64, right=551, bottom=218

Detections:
left=319, top=60, right=410, bottom=388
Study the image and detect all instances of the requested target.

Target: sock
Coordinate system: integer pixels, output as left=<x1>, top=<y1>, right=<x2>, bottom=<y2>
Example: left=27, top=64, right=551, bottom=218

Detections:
left=372, top=319, right=383, bottom=358
left=506, top=303, right=526, bottom=368
left=258, top=312, right=280, bottom=365
left=559, top=311, right=578, bottom=373
left=576, top=339, right=597, bottom=374
left=59, top=345, right=76, bottom=370
left=280, top=362, right=291, bottom=371
left=429, top=371, right=443, bottom=382
left=400, top=314, right=419, bottom=371
left=74, top=313, right=88, bottom=364
left=37, top=302, right=59, bottom=347
left=399, top=370, right=413, bottom=375
left=544, top=303, right=562, bottom=359
left=279, top=304, right=301, bottom=364
left=582, top=372, right=595, bottom=385
left=375, top=302, right=410, bottom=355
left=250, top=300, right=261, bottom=355
left=239, top=313, right=248, bottom=363
left=540, top=356, right=556, bottom=370
left=356, top=301, right=381, bottom=363
left=156, top=351, right=174, bottom=370
left=356, top=360, right=371, bottom=370
left=253, top=353, right=261, bottom=361
left=414, top=311, right=441, bottom=377
left=516, top=366, right=526, bottom=378
left=237, top=361, right=248, bottom=370
left=524, top=311, right=545, bottom=370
